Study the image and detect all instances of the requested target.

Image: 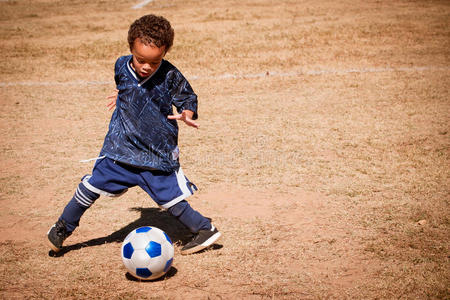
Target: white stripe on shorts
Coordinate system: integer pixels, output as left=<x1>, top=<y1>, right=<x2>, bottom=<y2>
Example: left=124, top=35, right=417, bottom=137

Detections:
left=159, top=167, right=193, bottom=209
left=82, top=175, right=128, bottom=197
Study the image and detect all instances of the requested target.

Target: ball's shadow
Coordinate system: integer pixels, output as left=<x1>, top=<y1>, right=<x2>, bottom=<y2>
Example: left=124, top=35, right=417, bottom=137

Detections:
left=49, top=207, right=220, bottom=257
left=125, top=266, right=178, bottom=282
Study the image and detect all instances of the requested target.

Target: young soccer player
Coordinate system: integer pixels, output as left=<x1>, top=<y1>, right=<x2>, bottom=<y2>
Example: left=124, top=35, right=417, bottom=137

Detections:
left=47, top=14, right=221, bottom=255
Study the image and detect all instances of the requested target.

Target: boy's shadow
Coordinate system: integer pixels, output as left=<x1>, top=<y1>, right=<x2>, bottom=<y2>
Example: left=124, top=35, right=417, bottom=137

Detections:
left=50, top=207, right=221, bottom=257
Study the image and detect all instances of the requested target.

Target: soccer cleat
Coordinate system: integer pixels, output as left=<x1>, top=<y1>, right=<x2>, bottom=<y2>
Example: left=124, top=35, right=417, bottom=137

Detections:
left=181, top=224, right=221, bottom=255
left=47, top=220, right=71, bottom=252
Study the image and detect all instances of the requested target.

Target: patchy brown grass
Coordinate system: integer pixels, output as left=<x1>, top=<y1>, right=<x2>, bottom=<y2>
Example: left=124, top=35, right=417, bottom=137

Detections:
left=0, top=0, right=449, bottom=299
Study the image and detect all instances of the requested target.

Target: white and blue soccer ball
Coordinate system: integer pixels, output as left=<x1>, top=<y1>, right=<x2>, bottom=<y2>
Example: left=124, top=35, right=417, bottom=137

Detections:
left=121, top=226, right=174, bottom=280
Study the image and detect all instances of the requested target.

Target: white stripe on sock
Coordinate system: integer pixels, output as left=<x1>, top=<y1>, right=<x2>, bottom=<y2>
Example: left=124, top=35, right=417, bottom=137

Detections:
left=75, top=190, right=92, bottom=207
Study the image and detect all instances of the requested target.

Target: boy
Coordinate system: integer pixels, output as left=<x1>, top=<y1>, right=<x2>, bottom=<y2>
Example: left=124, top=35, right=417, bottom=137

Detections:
left=47, top=14, right=221, bottom=255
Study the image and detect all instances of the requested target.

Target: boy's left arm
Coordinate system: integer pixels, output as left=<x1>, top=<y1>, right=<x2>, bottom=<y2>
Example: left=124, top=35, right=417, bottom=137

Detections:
left=169, top=71, right=199, bottom=129
left=168, top=110, right=199, bottom=129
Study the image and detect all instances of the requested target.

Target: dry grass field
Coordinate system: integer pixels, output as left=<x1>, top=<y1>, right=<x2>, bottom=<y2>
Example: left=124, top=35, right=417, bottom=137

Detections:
left=0, top=0, right=449, bottom=299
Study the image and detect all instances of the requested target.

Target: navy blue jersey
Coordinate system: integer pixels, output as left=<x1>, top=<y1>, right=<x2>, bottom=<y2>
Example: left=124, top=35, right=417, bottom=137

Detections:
left=100, top=55, right=198, bottom=172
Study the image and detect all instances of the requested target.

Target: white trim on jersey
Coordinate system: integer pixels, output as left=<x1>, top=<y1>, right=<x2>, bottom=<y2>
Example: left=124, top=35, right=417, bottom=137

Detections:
left=79, top=155, right=105, bottom=163
left=127, top=61, right=138, bottom=80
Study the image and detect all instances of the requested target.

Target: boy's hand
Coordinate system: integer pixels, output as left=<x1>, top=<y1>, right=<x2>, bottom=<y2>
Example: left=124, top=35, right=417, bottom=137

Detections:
left=168, top=110, right=199, bottom=129
left=107, top=89, right=118, bottom=111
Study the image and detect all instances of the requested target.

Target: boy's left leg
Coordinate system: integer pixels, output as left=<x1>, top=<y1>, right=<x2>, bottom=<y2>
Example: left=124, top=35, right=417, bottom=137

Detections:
left=167, top=200, right=221, bottom=255
left=166, top=199, right=210, bottom=232
left=139, top=167, right=221, bottom=255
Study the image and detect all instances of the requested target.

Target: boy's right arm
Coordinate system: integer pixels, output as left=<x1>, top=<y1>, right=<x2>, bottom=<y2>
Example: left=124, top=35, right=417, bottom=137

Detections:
left=106, top=89, right=118, bottom=111
left=107, top=57, right=123, bottom=111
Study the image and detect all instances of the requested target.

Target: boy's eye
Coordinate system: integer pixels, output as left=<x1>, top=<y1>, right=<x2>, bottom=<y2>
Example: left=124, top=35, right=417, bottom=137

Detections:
left=136, top=59, right=159, bottom=66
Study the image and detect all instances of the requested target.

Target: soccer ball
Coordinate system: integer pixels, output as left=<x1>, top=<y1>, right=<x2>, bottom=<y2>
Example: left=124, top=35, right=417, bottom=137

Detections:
left=121, top=226, right=174, bottom=280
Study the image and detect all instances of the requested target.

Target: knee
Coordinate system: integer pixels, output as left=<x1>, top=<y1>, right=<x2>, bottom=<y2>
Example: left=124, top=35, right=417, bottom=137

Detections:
left=167, top=200, right=188, bottom=217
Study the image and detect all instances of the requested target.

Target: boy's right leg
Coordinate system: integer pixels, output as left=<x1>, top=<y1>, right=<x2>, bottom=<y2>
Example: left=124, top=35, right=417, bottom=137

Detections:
left=47, top=182, right=99, bottom=252
left=48, top=158, right=136, bottom=252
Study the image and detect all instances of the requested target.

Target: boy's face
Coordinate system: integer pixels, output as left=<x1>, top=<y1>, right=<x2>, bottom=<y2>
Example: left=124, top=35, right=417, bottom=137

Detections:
left=131, top=38, right=166, bottom=78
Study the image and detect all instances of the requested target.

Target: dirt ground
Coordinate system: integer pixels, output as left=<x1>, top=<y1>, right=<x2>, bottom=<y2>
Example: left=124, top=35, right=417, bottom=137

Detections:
left=0, top=0, right=449, bottom=299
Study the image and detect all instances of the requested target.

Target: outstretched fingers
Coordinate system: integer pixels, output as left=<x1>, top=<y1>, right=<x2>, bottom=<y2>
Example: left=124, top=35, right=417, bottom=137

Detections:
left=168, top=113, right=199, bottom=129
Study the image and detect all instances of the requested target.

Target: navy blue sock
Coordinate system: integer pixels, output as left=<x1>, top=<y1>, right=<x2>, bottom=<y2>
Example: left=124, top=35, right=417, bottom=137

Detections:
left=59, top=197, right=87, bottom=232
left=59, top=182, right=99, bottom=233
left=168, top=200, right=211, bottom=233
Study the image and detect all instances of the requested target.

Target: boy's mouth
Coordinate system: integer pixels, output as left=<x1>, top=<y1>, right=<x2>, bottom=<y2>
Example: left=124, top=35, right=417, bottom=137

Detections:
left=139, top=71, right=150, bottom=77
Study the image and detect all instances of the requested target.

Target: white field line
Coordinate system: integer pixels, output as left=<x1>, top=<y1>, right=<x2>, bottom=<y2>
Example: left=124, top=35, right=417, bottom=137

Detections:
left=0, top=80, right=111, bottom=87
left=132, top=0, right=153, bottom=9
left=0, top=66, right=448, bottom=87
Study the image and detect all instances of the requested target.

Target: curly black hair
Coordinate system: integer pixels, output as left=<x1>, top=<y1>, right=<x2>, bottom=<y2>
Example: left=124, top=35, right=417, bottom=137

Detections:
left=127, top=14, right=174, bottom=52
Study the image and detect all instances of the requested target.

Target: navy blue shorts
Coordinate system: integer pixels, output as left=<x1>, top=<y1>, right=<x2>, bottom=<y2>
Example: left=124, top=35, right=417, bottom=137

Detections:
left=81, top=157, right=196, bottom=209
